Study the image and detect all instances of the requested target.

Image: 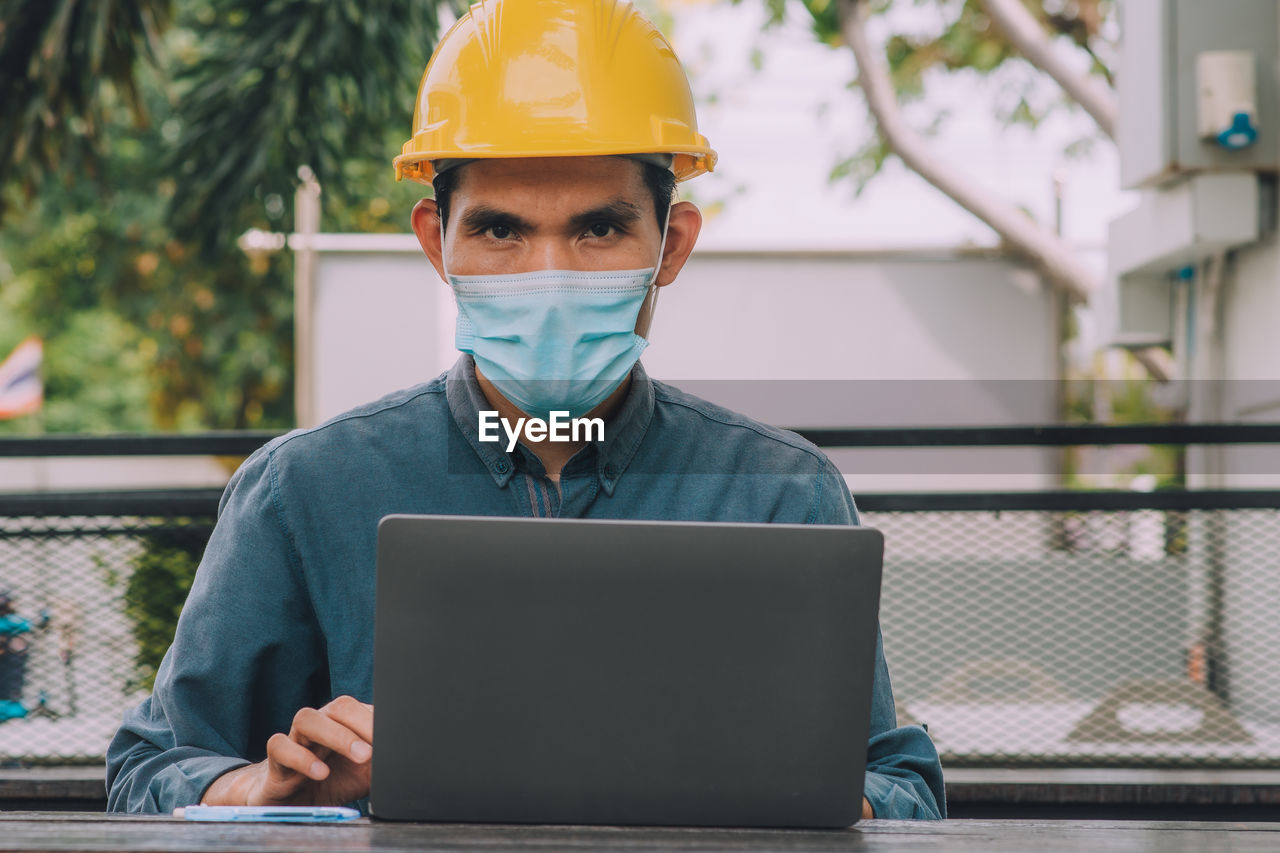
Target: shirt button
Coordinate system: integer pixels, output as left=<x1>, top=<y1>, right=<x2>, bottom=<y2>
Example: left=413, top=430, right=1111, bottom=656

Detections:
left=602, top=465, right=617, bottom=480
left=494, top=459, right=510, bottom=474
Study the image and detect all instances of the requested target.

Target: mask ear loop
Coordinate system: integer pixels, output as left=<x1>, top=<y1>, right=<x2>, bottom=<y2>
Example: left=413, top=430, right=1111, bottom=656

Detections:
left=438, top=207, right=451, bottom=283
left=633, top=203, right=672, bottom=340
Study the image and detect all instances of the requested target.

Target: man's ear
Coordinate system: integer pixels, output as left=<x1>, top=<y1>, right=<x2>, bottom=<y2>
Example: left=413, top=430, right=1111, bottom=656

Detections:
left=411, top=198, right=448, bottom=282
left=654, top=200, right=702, bottom=288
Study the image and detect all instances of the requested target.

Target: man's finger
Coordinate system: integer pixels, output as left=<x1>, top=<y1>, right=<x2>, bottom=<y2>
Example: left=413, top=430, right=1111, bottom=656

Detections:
left=289, top=706, right=371, bottom=765
left=266, top=731, right=328, bottom=782
left=320, top=696, right=374, bottom=748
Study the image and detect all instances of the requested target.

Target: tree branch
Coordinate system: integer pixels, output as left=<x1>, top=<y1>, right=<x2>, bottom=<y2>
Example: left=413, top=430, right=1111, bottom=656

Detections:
left=980, top=0, right=1117, bottom=139
left=1131, top=346, right=1176, bottom=383
left=838, top=0, right=1098, bottom=305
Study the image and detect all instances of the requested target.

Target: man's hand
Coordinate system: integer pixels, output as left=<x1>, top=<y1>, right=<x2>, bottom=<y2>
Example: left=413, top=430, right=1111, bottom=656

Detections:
left=201, top=696, right=373, bottom=807
left=862, top=796, right=874, bottom=819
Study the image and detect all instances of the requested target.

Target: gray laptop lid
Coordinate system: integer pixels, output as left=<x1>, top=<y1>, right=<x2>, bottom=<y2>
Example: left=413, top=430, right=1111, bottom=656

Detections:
left=370, top=515, right=883, bottom=828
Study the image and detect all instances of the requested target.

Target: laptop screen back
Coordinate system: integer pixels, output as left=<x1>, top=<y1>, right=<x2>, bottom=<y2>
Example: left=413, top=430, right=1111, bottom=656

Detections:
left=371, top=515, right=883, bottom=828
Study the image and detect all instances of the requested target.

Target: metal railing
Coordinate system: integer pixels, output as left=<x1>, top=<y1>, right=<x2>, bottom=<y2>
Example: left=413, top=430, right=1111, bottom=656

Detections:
left=1, top=426, right=1278, bottom=770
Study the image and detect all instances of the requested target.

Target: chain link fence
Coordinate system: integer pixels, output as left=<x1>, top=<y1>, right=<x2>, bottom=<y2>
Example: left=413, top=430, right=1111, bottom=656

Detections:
left=0, top=492, right=219, bottom=766
left=867, top=494, right=1280, bottom=768
left=1, top=430, right=1278, bottom=772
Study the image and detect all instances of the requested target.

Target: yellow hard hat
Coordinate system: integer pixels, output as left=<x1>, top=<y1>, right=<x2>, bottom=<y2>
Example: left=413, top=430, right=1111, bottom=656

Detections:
left=394, top=0, right=717, bottom=184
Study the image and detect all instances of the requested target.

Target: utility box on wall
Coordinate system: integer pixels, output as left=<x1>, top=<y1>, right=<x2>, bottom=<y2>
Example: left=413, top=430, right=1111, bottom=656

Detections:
left=1118, top=0, right=1279, bottom=190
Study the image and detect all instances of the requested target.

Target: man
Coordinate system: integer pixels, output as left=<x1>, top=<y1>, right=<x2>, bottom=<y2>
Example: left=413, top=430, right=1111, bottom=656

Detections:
left=107, top=0, right=945, bottom=820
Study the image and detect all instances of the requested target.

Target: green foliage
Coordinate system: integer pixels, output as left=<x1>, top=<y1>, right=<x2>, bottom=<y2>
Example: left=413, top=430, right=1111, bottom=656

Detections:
left=0, top=0, right=173, bottom=213
left=1061, top=373, right=1187, bottom=490
left=164, top=0, right=447, bottom=252
left=0, top=85, right=296, bottom=432
left=0, top=1, right=452, bottom=434
left=316, top=124, right=438, bottom=237
left=41, top=310, right=153, bottom=433
left=829, top=137, right=892, bottom=197
left=117, top=533, right=204, bottom=691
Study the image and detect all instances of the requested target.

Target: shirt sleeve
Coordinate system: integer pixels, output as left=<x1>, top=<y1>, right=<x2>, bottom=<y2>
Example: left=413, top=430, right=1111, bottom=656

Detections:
left=814, top=459, right=947, bottom=820
left=106, top=447, right=329, bottom=813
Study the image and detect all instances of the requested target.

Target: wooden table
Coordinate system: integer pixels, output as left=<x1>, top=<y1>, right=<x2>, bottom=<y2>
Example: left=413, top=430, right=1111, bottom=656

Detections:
left=12, top=767, right=1280, bottom=819
left=1, top=812, right=1278, bottom=852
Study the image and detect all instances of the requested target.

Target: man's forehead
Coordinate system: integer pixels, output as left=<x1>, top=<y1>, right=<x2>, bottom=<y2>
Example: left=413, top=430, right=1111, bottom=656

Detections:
left=452, top=156, right=647, bottom=194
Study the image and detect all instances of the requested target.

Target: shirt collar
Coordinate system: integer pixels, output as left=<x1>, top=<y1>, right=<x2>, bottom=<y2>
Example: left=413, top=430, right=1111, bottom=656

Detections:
left=445, top=355, right=655, bottom=494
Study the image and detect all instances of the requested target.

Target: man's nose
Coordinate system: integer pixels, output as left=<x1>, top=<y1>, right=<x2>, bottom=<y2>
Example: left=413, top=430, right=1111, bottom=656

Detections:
left=534, top=239, right=576, bottom=271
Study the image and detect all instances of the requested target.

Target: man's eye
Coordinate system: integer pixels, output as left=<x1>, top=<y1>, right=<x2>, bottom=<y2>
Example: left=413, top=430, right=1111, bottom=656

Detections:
left=486, top=224, right=513, bottom=239
left=587, top=222, right=616, bottom=238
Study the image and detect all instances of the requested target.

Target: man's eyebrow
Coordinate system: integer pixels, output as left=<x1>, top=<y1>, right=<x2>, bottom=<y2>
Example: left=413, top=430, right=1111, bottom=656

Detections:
left=456, top=199, right=645, bottom=234
left=567, top=199, right=644, bottom=231
left=456, top=205, right=536, bottom=233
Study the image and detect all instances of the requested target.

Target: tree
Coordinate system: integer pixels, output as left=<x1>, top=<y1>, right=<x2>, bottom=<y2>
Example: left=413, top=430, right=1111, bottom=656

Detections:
left=766, top=0, right=1173, bottom=379
left=0, top=0, right=172, bottom=215
left=163, top=0, right=450, bottom=252
left=0, top=1, right=454, bottom=433
left=0, top=64, right=299, bottom=433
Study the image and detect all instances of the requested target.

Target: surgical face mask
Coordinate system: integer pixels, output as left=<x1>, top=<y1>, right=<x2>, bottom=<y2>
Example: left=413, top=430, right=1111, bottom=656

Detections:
left=442, top=213, right=669, bottom=420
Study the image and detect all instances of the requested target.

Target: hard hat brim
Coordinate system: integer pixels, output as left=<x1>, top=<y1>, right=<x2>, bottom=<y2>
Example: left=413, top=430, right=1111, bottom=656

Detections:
left=394, top=148, right=717, bottom=185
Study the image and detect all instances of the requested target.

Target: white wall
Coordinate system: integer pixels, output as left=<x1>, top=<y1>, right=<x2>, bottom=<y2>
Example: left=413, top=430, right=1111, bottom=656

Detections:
left=309, top=235, right=457, bottom=422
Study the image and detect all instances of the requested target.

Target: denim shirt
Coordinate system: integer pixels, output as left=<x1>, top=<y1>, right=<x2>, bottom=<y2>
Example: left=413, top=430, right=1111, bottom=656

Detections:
left=106, top=356, right=945, bottom=820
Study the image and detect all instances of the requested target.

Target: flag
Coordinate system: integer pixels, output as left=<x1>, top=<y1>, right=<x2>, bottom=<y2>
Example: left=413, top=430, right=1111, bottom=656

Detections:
left=0, top=336, right=43, bottom=420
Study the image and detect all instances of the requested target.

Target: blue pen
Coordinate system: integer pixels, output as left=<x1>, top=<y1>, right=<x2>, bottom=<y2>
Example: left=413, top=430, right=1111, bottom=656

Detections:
left=173, top=805, right=361, bottom=822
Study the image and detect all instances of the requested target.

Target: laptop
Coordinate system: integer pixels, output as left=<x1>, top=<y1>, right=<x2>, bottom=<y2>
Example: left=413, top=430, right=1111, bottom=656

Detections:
left=370, top=515, right=884, bottom=828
